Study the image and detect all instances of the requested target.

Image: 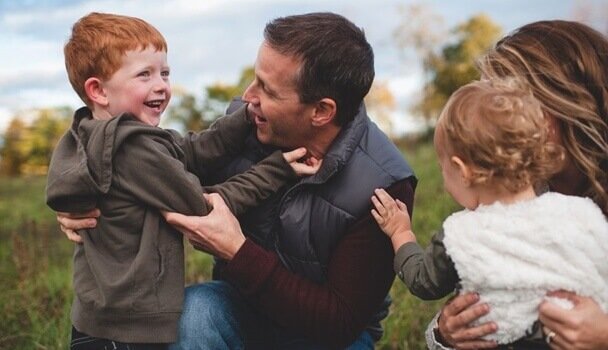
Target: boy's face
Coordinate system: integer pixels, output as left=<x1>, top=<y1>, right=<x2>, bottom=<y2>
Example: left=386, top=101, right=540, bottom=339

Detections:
left=103, top=47, right=171, bottom=126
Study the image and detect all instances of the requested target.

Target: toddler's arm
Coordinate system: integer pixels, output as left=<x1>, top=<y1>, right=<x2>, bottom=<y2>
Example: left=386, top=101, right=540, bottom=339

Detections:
left=371, top=188, right=458, bottom=300
left=371, top=188, right=416, bottom=251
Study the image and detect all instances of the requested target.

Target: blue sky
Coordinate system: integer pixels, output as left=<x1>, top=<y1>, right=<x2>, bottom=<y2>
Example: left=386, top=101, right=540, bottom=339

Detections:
left=1, top=0, right=606, bottom=134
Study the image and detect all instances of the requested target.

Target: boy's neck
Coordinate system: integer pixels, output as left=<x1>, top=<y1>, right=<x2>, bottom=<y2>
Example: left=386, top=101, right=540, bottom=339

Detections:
left=476, top=184, right=537, bottom=208
left=89, top=105, right=114, bottom=121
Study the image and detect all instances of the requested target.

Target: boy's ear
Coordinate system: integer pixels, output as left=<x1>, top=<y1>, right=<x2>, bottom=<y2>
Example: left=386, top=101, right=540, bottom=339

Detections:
left=451, top=156, right=473, bottom=186
left=84, top=77, right=109, bottom=106
left=311, top=98, right=337, bottom=127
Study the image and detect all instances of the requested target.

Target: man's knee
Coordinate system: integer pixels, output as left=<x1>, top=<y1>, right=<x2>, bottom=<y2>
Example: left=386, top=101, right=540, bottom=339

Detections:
left=172, top=281, right=244, bottom=350
left=180, top=281, right=238, bottom=329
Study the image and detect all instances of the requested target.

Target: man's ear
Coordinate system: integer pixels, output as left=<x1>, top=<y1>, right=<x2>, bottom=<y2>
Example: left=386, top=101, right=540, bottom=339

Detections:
left=311, top=98, right=337, bottom=127
left=84, top=77, right=109, bottom=106
left=451, top=156, right=473, bottom=186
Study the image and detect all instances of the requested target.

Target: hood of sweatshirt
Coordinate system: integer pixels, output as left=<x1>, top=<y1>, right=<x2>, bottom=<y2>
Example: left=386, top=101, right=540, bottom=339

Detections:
left=46, top=107, right=182, bottom=212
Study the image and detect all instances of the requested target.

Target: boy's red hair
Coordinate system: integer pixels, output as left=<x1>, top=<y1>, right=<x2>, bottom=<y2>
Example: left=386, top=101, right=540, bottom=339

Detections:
left=64, top=12, right=167, bottom=106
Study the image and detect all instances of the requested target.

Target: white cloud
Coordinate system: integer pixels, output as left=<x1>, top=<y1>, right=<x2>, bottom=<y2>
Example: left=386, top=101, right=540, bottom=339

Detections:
left=0, top=0, right=592, bottom=134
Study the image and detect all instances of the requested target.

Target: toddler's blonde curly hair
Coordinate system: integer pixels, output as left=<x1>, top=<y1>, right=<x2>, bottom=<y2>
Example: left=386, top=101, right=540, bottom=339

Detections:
left=435, top=79, right=564, bottom=192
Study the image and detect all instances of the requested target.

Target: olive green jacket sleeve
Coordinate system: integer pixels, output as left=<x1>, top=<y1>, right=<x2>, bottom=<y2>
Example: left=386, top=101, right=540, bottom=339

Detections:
left=176, top=104, right=253, bottom=177
left=393, top=229, right=459, bottom=300
left=173, top=104, right=298, bottom=217
left=205, top=151, right=296, bottom=216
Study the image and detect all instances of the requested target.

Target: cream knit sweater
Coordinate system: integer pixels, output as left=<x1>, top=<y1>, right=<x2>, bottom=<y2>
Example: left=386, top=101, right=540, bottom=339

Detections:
left=443, top=192, right=608, bottom=344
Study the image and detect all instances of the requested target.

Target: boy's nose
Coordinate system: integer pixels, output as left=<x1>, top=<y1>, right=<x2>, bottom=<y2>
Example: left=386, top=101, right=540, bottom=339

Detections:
left=153, top=76, right=170, bottom=92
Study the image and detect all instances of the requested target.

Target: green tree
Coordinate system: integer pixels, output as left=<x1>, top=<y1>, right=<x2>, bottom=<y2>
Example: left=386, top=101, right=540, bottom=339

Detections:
left=20, top=108, right=71, bottom=174
left=0, top=107, right=71, bottom=176
left=395, top=9, right=502, bottom=121
left=365, top=81, right=397, bottom=138
left=0, top=118, right=27, bottom=176
left=166, top=88, right=207, bottom=132
left=203, top=66, right=254, bottom=121
left=167, top=67, right=254, bottom=132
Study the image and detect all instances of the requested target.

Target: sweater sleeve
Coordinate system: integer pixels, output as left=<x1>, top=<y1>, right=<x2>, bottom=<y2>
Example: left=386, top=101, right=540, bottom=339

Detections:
left=220, top=179, right=415, bottom=348
left=393, top=229, right=458, bottom=300
left=204, top=151, right=297, bottom=216
left=176, top=104, right=252, bottom=179
left=113, top=133, right=208, bottom=216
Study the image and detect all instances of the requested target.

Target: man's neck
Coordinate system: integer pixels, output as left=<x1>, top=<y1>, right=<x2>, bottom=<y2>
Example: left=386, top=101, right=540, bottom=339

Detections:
left=304, top=123, right=342, bottom=159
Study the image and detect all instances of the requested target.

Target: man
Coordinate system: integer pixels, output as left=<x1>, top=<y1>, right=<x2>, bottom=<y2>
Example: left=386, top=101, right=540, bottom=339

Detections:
left=58, top=12, right=416, bottom=349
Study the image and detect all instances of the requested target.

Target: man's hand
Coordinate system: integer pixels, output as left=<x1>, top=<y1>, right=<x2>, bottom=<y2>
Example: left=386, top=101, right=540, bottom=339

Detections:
left=56, top=209, right=100, bottom=243
left=163, top=193, right=246, bottom=260
left=436, top=292, right=498, bottom=349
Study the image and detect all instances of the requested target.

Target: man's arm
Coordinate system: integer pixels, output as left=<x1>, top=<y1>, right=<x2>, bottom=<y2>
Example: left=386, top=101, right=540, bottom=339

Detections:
left=220, top=179, right=414, bottom=347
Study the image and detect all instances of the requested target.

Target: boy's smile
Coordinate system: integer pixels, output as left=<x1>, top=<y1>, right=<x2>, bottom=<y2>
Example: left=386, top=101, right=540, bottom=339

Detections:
left=102, top=47, right=171, bottom=126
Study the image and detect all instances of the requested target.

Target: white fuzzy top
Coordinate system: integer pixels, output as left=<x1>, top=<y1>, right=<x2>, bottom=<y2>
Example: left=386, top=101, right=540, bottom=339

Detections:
left=443, top=192, right=608, bottom=344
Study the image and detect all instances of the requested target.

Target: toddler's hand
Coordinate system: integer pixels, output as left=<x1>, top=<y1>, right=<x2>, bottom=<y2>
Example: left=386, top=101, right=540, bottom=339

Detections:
left=283, top=147, right=323, bottom=176
left=371, top=188, right=413, bottom=239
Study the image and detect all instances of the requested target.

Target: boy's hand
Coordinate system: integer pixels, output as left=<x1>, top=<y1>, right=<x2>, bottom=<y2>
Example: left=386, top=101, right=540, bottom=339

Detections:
left=371, top=188, right=414, bottom=240
left=283, top=147, right=323, bottom=176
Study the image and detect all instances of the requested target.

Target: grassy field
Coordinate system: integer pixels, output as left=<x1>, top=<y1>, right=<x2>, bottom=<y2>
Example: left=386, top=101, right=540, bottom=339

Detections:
left=0, top=140, right=459, bottom=349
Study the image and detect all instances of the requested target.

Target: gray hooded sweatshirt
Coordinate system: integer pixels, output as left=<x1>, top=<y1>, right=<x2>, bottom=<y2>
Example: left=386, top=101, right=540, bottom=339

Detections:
left=46, top=105, right=296, bottom=343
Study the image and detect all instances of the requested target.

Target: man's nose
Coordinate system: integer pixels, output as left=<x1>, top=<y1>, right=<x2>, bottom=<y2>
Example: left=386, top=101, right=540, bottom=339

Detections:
left=242, top=83, right=259, bottom=105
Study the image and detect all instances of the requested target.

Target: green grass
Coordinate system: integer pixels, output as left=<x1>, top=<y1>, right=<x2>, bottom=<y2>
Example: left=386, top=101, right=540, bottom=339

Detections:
left=0, top=177, right=213, bottom=349
left=0, top=139, right=460, bottom=349
left=378, top=141, right=461, bottom=350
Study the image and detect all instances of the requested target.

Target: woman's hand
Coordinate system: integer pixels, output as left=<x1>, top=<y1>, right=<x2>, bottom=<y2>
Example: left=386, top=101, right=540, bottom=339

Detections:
left=436, top=292, right=498, bottom=349
left=56, top=209, right=100, bottom=243
left=539, top=291, right=608, bottom=350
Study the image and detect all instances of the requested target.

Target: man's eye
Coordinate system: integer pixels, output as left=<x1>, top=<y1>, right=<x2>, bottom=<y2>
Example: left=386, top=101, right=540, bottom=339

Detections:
left=138, top=71, right=150, bottom=77
left=161, top=70, right=170, bottom=77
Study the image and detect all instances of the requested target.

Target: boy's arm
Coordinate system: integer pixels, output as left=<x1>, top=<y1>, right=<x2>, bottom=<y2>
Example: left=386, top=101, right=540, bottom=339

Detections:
left=176, top=104, right=252, bottom=178
left=204, top=150, right=297, bottom=217
left=394, top=229, right=459, bottom=300
left=114, top=133, right=208, bottom=216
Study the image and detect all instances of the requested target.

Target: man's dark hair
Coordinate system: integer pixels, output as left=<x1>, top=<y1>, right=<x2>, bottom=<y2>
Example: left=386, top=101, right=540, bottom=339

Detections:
left=264, top=12, right=375, bottom=125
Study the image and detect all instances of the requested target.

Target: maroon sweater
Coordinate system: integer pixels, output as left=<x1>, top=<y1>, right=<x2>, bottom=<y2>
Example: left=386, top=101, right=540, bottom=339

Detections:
left=220, top=179, right=415, bottom=347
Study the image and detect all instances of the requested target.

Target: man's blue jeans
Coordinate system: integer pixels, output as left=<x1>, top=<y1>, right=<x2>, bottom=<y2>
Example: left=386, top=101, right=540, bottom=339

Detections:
left=169, top=281, right=375, bottom=350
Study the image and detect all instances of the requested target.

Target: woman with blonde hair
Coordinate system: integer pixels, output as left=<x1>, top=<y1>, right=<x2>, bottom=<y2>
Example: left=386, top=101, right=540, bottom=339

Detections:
left=428, top=20, right=608, bottom=350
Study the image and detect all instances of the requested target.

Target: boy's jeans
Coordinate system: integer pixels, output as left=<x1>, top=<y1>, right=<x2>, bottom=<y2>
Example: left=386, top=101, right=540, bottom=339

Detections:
left=169, top=281, right=375, bottom=350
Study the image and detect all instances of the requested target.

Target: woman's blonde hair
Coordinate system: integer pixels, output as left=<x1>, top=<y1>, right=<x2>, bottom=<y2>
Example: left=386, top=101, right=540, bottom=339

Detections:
left=436, top=79, right=564, bottom=193
left=479, top=20, right=608, bottom=214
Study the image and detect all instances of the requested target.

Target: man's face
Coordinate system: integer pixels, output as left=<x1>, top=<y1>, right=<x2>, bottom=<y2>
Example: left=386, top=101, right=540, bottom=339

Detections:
left=102, top=47, right=171, bottom=126
left=242, top=42, right=315, bottom=148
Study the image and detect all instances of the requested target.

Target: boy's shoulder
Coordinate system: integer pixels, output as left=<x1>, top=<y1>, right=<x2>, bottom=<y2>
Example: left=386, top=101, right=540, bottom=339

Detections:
left=71, top=107, right=185, bottom=169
